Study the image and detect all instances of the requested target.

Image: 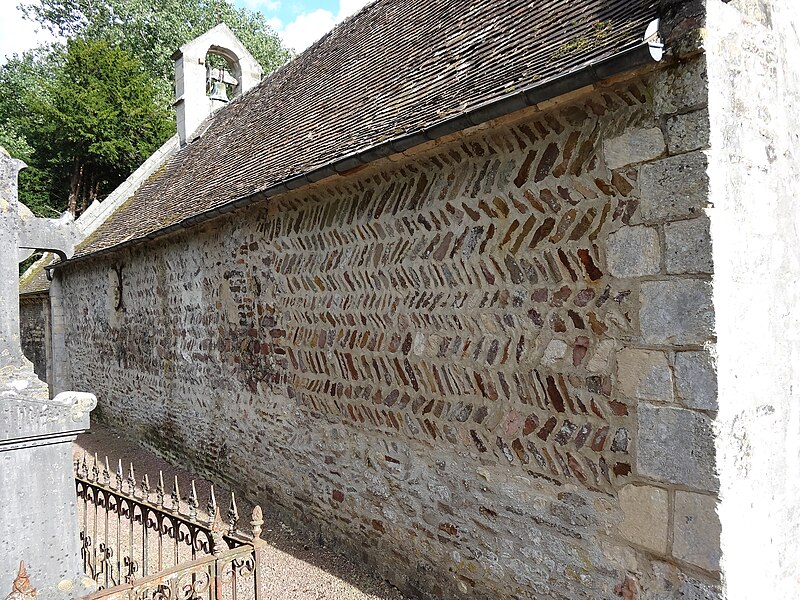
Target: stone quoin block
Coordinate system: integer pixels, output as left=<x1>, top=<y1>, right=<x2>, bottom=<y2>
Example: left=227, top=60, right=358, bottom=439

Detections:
left=617, top=484, right=669, bottom=554
left=650, top=560, right=724, bottom=600
left=638, top=151, right=709, bottom=222
left=664, top=216, right=713, bottom=274
left=674, top=350, right=718, bottom=411
left=603, top=127, right=666, bottom=170
left=651, top=57, right=708, bottom=116
left=637, top=403, right=718, bottom=491
left=616, top=348, right=674, bottom=402
left=587, top=339, right=615, bottom=373
left=639, top=279, right=714, bottom=345
left=606, top=225, right=661, bottom=278
left=673, top=491, right=721, bottom=572
left=666, top=108, right=710, bottom=154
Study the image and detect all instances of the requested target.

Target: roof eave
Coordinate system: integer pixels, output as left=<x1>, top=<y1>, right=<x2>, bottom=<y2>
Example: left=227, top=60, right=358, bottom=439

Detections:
left=55, top=40, right=661, bottom=270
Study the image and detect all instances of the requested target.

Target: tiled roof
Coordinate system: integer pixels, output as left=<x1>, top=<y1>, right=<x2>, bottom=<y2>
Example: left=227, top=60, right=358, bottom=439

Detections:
left=19, top=254, right=53, bottom=296
left=76, top=0, right=658, bottom=258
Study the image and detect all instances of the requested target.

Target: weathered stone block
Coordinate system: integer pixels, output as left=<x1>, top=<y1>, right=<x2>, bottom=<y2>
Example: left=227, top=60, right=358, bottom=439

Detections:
left=618, top=484, right=669, bottom=554
left=639, top=152, right=709, bottom=222
left=637, top=403, right=717, bottom=491
left=652, top=57, right=708, bottom=115
left=606, top=226, right=661, bottom=278
left=603, top=127, right=666, bottom=170
left=639, top=280, right=714, bottom=345
left=616, top=348, right=674, bottom=402
left=587, top=339, right=615, bottom=373
left=664, top=216, right=713, bottom=274
left=666, top=108, right=710, bottom=154
left=673, top=491, right=721, bottom=572
left=650, top=560, right=723, bottom=600
left=674, top=351, right=718, bottom=411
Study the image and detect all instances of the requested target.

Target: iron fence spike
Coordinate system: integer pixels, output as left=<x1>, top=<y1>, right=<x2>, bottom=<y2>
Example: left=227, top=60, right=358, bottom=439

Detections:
left=207, top=485, right=217, bottom=526
left=171, top=475, right=181, bottom=513
left=8, top=560, right=36, bottom=599
left=227, top=491, right=239, bottom=534
left=115, top=459, right=123, bottom=490
left=127, top=463, right=136, bottom=495
left=210, top=507, right=226, bottom=556
left=187, top=480, right=198, bottom=520
left=103, top=456, right=111, bottom=485
left=156, top=470, right=165, bottom=508
left=141, top=473, right=150, bottom=501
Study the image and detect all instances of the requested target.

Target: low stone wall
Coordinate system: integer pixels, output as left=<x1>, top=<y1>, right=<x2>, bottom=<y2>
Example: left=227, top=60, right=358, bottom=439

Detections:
left=59, top=56, right=720, bottom=599
left=19, top=295, right=48, bottom=384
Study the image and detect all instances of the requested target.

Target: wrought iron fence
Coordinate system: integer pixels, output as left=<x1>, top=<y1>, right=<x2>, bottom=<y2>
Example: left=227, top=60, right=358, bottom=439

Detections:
left=81, top=543, right=261, bottom=600
left=74, top=453, right=265, bottom=600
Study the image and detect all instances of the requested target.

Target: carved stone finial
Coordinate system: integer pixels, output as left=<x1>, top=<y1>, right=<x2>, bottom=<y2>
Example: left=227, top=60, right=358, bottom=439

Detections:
left=6, top=561, right=37, bottom=600
left=250, top=505, right=266, bottom=547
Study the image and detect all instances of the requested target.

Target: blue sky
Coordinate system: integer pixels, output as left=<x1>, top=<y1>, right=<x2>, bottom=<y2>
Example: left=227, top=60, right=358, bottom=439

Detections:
left=232, top=0, right=372, bottom=51
left=0, top=0, right=372, bottom=63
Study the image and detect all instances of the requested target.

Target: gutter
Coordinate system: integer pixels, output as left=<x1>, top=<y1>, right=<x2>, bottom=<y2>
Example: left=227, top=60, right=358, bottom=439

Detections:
left=52, top=22, right=664, bottom=271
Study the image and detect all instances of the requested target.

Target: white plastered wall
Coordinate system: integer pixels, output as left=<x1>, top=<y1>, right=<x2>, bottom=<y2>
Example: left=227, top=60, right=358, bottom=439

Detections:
left=706, top=1, right=800, bottom=597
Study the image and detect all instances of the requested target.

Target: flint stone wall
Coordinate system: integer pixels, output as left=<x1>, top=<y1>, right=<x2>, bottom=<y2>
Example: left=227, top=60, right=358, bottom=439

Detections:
left=19, top=296, right=48, bottom=384
left=58, top=58, right=719, bottom=600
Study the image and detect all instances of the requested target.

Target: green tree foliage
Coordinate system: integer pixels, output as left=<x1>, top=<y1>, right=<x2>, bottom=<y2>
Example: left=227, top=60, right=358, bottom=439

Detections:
left=32, top=39, right=174, bottom=214
left=0, top=47, right=66, bottom=216
left=2, top=0, right=290, bottom=217
left=0, top=40, right=172, bottom=215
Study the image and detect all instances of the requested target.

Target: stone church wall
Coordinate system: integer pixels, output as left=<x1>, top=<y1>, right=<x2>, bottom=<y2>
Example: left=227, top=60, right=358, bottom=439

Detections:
left=19, top=296, right=48, bottom=384
left=59, top=56, right=719, bottom=599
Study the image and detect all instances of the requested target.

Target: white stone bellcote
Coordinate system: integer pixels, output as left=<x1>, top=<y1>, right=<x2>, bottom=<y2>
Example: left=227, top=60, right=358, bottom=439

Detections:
left=173, top=23, right=263, bottom=145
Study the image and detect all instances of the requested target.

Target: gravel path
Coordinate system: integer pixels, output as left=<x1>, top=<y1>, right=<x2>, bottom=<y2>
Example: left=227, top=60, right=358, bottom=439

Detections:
left=73, top=424, right=407, bottom=600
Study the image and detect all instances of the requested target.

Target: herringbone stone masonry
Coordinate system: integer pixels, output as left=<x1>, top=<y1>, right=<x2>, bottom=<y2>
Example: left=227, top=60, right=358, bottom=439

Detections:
left=59, top=56, right=719, bottom=600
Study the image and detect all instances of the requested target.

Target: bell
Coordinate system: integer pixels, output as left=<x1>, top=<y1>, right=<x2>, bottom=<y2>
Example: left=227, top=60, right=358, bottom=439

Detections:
left=209, top=80, right=228, bottom=103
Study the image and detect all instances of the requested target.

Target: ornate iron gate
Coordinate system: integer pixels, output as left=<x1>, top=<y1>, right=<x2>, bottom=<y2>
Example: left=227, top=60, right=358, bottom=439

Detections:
left=74, top=454, right=265, bottom=600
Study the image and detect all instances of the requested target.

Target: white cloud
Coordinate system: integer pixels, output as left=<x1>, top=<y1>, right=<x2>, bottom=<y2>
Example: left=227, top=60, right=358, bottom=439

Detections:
left=0, top=1, right=371, bottom=60
left=238, top=0, right=282, bottom=10
left=278, top=0, right=372, bottom=52
left=0, top=6, right=59, bottom=64
left=280, top=8, right=336, bottom=52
